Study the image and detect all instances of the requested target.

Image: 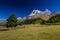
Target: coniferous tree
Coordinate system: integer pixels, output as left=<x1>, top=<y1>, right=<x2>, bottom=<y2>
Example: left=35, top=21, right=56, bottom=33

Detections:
left=6, top=14, right=18, bottom=28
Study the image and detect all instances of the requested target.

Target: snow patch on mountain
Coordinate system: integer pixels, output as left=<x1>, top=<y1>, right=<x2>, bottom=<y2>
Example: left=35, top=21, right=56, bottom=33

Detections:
left=29, top=10, right=41, bottom=16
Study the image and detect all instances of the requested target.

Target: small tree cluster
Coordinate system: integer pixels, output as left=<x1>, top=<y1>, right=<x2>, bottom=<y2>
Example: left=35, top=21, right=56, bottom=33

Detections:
left=6, top=14, right=18, bottom=28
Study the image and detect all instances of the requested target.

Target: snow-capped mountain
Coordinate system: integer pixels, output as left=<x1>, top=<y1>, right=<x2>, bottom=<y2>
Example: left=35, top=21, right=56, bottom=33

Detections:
left=17, top=9, right=52, bottom=21
left=27, top=9, right=51, bottom=21
left=18, top=9, right=60, bottom=22
left=29, top=9, right=51, bottom=17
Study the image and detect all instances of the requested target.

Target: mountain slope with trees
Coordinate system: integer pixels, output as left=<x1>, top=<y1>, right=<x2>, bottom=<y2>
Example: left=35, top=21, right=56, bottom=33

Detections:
left=47, top=13, right=60, bottom=24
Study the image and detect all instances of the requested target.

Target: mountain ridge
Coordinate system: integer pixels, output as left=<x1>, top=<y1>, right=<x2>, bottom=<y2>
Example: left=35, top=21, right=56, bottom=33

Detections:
left=17, top=9, right=60, bottom=21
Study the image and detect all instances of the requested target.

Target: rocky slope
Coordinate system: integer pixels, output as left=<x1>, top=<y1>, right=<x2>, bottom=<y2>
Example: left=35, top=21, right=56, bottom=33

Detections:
left=26, top=9, right=51, bottom=21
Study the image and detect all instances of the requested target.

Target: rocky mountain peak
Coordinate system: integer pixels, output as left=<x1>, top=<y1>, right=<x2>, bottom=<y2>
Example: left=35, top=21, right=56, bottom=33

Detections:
left=27, top=9, right=52, bottom=21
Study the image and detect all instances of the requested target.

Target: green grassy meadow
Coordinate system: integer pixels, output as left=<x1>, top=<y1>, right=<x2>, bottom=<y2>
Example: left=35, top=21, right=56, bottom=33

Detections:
left=0, top=24, right=60, bottom=40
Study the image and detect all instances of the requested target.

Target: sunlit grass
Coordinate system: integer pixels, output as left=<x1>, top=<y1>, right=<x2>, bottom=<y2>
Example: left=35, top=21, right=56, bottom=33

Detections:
left=0, top=24, right=60, bottom=40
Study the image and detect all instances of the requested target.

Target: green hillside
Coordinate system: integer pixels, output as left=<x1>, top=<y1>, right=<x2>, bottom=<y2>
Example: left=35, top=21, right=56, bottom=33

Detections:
left=23, top=18, right=45, bottom=24
left=47, top=14, right=60, bottom=24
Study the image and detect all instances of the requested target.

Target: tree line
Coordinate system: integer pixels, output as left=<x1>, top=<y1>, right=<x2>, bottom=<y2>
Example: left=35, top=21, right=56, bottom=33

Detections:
left=6, top=14, right=60, bottom=28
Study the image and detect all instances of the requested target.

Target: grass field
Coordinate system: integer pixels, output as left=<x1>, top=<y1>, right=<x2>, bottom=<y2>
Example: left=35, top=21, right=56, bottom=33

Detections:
left=0, top=24, right=60, bottom=40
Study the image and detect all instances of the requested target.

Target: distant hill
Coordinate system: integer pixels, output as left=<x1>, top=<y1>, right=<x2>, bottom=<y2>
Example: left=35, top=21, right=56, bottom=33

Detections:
left=50, top=12, right=60, bottom=18
left=0, top=20, right=6, bottom=26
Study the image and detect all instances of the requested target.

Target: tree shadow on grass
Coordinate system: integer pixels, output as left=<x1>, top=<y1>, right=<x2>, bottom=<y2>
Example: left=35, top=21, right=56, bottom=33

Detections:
left=0, top=29, right=10, bottom=31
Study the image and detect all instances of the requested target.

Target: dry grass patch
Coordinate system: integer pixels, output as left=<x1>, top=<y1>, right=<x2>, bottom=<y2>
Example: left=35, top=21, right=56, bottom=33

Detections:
left=0, top=24, right=60, bottom=40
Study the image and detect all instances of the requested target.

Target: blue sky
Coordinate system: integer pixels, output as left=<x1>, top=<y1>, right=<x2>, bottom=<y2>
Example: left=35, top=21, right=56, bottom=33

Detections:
left=0, top=0, right=60, bottom=19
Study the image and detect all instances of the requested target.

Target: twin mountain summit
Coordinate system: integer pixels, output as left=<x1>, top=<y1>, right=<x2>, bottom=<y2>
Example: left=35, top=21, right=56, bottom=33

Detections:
left=0, top=9, right=60, bottom=25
